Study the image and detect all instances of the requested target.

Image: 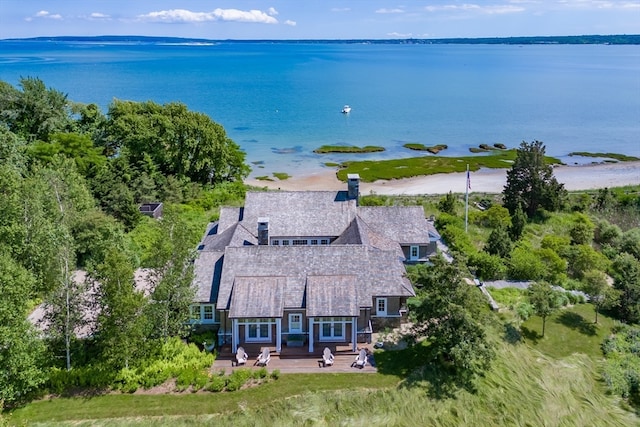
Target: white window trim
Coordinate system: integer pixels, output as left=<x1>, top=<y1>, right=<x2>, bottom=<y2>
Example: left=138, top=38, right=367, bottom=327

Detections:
left=318, top=317, right=349, bottom=342
left=245, top=321, right=272, bottom=342
left=190, top=304, right=219, bottom=324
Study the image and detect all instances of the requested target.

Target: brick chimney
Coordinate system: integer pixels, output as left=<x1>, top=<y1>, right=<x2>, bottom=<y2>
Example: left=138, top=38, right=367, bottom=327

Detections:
left=347, top=174, right=360, bottom=203
left=258, top=217, right=269, bottom=245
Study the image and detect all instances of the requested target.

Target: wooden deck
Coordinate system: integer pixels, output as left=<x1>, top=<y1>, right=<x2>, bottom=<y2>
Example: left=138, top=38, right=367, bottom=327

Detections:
left=212, top=343, right=377, bottom=373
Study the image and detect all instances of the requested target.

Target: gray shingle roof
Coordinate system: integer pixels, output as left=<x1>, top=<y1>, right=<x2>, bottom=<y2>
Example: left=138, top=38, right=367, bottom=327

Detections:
left=193, top=251, right=224, bottom=302
left=306, top=276, right=359, bottom=317
left=240, top=191, right=357, bottom=238
left=357, top=206, right=431, bottom=244
left=229, top=276, right=286, bottom=318
left=216, top=245, right=414, bottom=314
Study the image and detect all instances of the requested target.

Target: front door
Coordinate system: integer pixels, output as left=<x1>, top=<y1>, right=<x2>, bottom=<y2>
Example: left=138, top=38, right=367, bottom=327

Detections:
left=289, top=313, right=302, bottom=333
left=376, top=297, right=387, bottom=316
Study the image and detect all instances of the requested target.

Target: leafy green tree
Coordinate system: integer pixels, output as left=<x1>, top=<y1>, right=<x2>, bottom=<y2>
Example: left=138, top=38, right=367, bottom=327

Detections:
left=409, top=256, right=495, bottom=389
left=527, top=281, right=561, bottom=337
left=469, top=251, right=506, bottom=281
left=594, top=187, right=615, bottom=211
left=105, top=100, right=249, bottom=185
left=508, top=244, right=545, bottom=280
left=594, top=219, right=622, bottom=247
left=72, top=209, right=126, bottom=268
left=69, top=102, right=108, bottom=146
left=502, top=140, right=566, bottom=217
left=619, top=228, right=640, bottom=260
left=535, top=247, right=567, bottom=284
left=565, top=244, right=609, bottom=281
left=540, top=234, right=571, bottom=256
left=485, top=225, right=513, bottom=258
left=611, top=253, right=640, bottom=323
left=91, top=157, right=141, bottom=231
left=582, top=270, right=619, bottom=324
left=0, top=252, right=47, bottom=405
left=477, top=204, right=512, bottom=229
left=438, top=191, right=457, bottom=215
left=93, top=248, right=149, bottom=369
left=28, top=132, right=106, bottom=177
left=0, top=77, right=71, bottom=141
left=508, top=202, right=527, bottom=241
left=569, top=213, right=595, bottom=245
left=145, top=211, right=196, bottom=340
left=42, top=245, right=88, bottom=371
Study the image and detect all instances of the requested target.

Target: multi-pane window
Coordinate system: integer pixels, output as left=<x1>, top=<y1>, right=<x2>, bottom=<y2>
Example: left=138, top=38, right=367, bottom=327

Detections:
left=190, top=304, right=219, bottom=323
left=319, top=317, right=348, bottom=340
left=282, top=240, right=290, bottom=245
left=272, top=240, right=279, bottom=245
left=321, top=239, right=329, bottom=245
left=311, top=239, right=318, bottom=245
left=293, top=239, right=307, bottom=245
left=410, top=246, right=419, bottom=260
left=203, top=305, right=213, bottom=320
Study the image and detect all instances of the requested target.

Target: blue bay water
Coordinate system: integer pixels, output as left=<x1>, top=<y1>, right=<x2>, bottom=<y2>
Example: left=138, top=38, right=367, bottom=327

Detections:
left=1, top=41, right=639, bottom=178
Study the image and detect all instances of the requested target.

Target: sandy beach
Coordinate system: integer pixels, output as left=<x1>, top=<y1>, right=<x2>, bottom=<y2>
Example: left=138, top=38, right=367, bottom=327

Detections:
left=245, top=161, right=640, bottom=195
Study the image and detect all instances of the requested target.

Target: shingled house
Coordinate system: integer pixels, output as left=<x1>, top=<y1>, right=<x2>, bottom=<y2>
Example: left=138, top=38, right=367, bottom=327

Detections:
left=191, top=174, right=440, bottom=353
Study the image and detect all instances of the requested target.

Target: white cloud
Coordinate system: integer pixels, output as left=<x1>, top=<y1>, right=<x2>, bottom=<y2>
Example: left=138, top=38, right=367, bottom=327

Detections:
left=137, top=8, right=278, bottom=24
left=564, top=0, right=640, bottom=9
left=284, top=20, right=297, bottom=26
left=88, top=12, right=111, bottom=20
left=267, top=7, right=279, bottom=16
left=387, top=31, right=413, bottom=37
left=424, top=3, right=525, bottom=14
left=31, top=10, right=63, bottom=20
left=376, top=8, right=405, bottom=14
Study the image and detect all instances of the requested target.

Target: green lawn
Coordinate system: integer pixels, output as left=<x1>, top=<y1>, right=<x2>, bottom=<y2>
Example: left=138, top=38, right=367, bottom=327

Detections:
left=8, top=306, right=636, bottom=426
left=521, top=303, right=615, bottom=359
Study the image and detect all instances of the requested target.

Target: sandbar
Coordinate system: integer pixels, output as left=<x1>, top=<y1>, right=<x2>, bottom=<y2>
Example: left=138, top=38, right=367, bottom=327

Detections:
left=245, top=161, right=640, bottom=195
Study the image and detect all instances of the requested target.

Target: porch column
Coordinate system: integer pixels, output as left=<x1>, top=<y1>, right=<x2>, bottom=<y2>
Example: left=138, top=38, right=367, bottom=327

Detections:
left=308, top=317, right=314, bottom=353
left=232, top=319, right=239, bottom=353
left=352, top=317, right=358, bottom=352
left=276, top=318, right=282, bottom=352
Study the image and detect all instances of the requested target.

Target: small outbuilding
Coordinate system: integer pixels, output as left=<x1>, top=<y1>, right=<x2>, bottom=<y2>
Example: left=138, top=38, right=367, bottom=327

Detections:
left=139, top=202, right=163, bottom=219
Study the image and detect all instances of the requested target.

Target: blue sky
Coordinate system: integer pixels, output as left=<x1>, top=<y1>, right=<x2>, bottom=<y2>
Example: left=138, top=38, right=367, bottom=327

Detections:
left=1, top=1, right=639, bottom=40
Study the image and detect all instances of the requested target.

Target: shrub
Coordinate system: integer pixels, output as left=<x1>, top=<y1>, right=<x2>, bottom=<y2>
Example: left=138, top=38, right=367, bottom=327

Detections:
left=226, top=369, right=252, bottom=392
left=206, top=375, right=226, bottom=392
left=253, top=367, right=268, bottom=379
left=270, top=369, right=281, bottom=380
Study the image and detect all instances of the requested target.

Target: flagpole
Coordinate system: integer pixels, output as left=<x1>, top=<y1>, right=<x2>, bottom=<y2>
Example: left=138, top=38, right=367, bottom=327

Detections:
left=465, top=164, right=469, bottom=233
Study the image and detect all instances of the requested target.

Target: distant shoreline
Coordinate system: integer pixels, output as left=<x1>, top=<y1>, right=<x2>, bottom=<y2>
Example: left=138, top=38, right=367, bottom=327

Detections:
left=245, top=161, right=640, bottom=195
left=4, top=34, right=640, bottom=45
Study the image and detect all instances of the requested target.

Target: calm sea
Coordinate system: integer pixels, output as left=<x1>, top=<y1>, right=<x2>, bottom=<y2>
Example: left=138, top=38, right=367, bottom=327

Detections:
left=1, top=40, right=639, bottom=177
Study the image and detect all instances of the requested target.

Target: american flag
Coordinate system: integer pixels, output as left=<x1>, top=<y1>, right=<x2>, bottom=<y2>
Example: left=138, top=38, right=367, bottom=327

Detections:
left=467, top=170, right=471, bottom=190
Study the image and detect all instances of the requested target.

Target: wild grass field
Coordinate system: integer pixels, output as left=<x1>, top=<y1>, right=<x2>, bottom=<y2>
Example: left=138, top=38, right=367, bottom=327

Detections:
left=8, top=305, right=637, bottom=427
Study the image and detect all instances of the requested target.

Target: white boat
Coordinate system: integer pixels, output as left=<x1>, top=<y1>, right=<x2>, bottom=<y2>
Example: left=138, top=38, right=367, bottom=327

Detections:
left=341, top=105, right=351, bottom=114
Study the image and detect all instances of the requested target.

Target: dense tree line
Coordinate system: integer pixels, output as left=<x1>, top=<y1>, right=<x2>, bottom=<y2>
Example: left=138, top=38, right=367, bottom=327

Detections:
left=0, top=77, right=248, bottom=405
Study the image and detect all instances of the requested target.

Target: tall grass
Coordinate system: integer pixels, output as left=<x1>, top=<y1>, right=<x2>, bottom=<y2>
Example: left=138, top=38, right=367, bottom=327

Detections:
left=23, top=341, right=634, bottom=427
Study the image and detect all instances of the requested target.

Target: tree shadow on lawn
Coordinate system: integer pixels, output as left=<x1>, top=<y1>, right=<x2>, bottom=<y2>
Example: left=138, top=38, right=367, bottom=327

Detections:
left=554, top=311, right=597, bottom=336
left=520, top=326, right=541, bottom=344
left=375, top=343, right=477, bottom=399
left=503, top=323, right=523, bottom=345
